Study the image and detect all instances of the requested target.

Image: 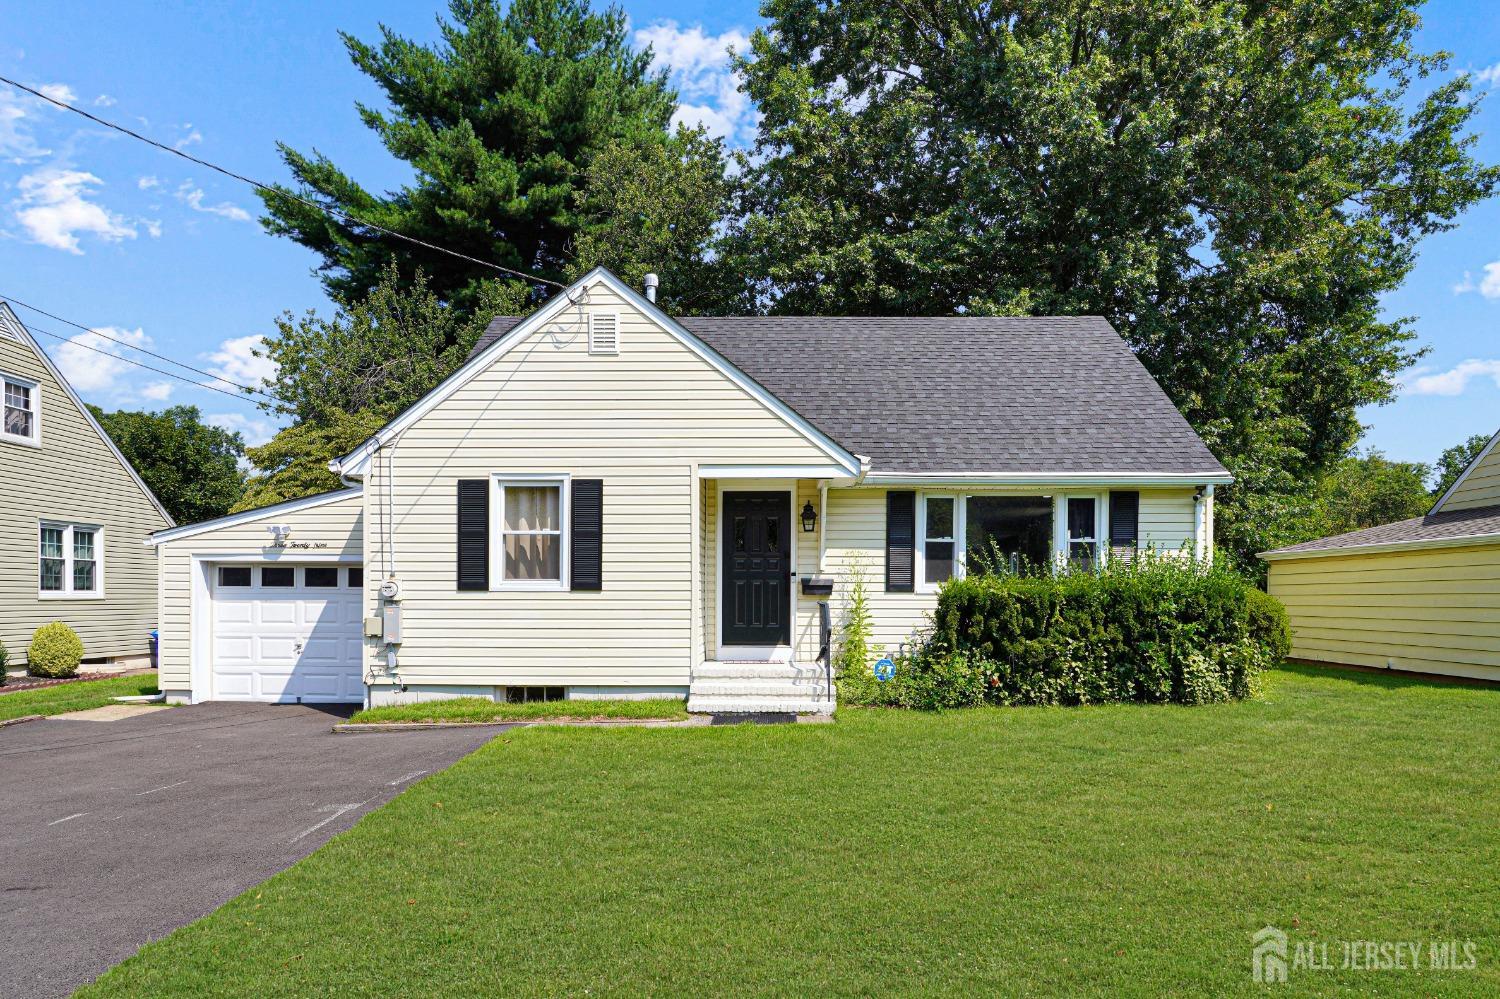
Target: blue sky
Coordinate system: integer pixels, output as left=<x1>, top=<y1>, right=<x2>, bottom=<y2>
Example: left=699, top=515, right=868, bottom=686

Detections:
left=0, top=0, right=1495, bottom=470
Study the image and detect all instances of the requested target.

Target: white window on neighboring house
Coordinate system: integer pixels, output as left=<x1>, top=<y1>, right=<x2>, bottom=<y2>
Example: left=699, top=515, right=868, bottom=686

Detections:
left=918, top=494, right=957, bottom=591
left=40, top=522, right=102, bottom=598
left=493, top=477, right=569, bottom=589
left=3, top=375, right=38, bottom=444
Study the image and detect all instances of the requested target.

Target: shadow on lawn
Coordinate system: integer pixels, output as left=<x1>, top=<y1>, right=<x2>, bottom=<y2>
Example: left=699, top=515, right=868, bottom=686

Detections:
left=1276, top=658, right=1500, bottom=694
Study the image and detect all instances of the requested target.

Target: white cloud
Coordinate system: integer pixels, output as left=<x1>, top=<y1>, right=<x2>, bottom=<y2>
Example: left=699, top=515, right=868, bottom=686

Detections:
left=143, top=218, right=162, bottom=238
left=1402, top=359, right=1500, bottom=397
left=635, top=21, right=757, bottom=145
left=173, top=127, right=202, bottom=150
left=0, top=85, right=63, bottom=163
left=12, top=168, right=136, bottom=253
left=37, top=83, right=76, bottom=105
left=51, top=325, right=150, bottom=393
left=92, top=94, right=116, bottom=107
left=1469, top=62, right=1500, bottom=87
left=206, top=334, right=277, bottom=389
left=137, top=175, right=159, bottom=190
left=205, top=411, right=278, bottom=447
left=1452, top=261, right=1500, bottom=299
left=141, top=381, right=174, bottom=401
left=175, top=180, right=251, bottom=222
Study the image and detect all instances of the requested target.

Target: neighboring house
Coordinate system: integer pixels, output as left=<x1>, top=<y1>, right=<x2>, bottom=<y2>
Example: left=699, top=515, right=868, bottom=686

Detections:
left=0, top=303, right=173, bottom=669
left=147, top=268, right=1229, bottom=712
left=1262, top=429, right=1500, bottom=683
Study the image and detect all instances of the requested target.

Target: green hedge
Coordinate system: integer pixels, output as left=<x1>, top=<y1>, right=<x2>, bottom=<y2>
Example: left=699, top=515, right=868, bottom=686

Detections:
left=841, top=558, right=1289, bottom=709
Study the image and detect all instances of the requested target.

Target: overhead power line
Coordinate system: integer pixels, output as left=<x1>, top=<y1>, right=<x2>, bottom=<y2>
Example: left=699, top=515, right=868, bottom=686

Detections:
left=0, top=75, right=567, bottom=291
left=19, top=319, right=280, bottom=405
left=1, top=292, right=279, bottom=404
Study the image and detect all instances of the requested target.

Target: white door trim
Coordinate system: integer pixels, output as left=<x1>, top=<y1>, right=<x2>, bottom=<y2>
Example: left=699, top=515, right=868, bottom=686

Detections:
left=714, top=480, right=797, bottom=662
left=188, top=552, right=362, bottom=704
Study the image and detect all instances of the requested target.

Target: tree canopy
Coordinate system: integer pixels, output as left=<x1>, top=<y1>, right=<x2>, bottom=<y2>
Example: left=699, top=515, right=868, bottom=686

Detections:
left=259, top=0, right=678, bottom=309
left=90, top=405, right=245, bottom=524
left=734, top=0, right=1496, bottom=565
left=236, top=265, right=527, bottom=511
left=1433, top=432, right=1492, bottom=499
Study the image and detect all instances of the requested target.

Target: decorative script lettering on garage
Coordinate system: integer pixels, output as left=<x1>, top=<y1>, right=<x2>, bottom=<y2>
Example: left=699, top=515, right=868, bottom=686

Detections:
left=269, top=540, right=329, bottom=550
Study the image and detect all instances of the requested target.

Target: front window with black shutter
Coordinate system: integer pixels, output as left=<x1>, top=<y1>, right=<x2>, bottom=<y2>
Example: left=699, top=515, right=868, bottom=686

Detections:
left=493, top=477, right=569, bottom=590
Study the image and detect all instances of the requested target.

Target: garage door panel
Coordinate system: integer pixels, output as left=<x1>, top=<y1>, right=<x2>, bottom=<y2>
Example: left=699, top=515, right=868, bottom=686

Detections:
left=211, top=564, right=364, bottom=704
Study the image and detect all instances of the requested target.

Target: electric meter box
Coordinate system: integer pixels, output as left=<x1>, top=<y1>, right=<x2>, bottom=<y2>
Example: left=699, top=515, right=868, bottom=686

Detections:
left=382, top=603, right=402, bottom=644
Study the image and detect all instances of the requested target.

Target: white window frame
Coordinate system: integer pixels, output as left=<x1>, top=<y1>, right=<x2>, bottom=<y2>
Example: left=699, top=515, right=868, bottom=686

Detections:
left=916, top=492, right=960, bottom=593
left=490, top=473, right=570, bottom=591
left=1055, top=492, right=1107, bottom=570
left=39, top=521, right=104, bottom=599
left=2, top=372, right=40, bottom=447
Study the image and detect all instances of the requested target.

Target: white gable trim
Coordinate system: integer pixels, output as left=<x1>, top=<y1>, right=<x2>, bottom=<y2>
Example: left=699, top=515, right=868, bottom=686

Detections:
left=331, top=268, right=863, bottom=478
left=146, top=486, right=362, bottom=546
left=0, top=301, right=175, bottom=526
left=1429, top=427, right=1500, bottom=515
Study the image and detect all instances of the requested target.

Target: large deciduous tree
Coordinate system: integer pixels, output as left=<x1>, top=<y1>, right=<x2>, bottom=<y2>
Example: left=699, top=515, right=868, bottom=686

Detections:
left=734, top=0, right=1497, bottom=565
left=258, top=0, right=678, bottom=310
left=1433, top=432, right=1491, bottom=498
left=89, top=405, right=246, bottom=524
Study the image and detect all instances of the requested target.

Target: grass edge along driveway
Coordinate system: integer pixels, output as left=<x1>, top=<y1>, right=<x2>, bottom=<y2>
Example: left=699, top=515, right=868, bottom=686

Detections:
left=0, top=673, right=158, bottom=722
left=82, top=664, right=1500, bottom=997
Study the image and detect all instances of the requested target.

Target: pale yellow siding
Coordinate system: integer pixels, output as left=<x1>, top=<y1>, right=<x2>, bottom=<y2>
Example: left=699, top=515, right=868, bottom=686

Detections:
left=1140, top=488, right=1198, bottom=554
left=154, top=492, right=364, bottom=692
left=1268, top=543, right=1500, bottom=682
left=1441, top=440, right=1500, bottom=512
left=823, top=488, right=935, bottom=656
left=366, top=281, right=841, bottom=688
left=0, top=334, right=170, bottom=664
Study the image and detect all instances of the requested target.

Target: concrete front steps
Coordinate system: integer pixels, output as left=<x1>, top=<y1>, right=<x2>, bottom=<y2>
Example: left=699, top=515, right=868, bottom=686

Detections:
left=687, top=660, right=835, bottom=716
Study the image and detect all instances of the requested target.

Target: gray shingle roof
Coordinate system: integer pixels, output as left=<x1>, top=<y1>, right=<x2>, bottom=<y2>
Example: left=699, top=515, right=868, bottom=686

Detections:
left=471, top=314, right=1227, bottom=476
left=1260, top=503, right=1500, bottom=558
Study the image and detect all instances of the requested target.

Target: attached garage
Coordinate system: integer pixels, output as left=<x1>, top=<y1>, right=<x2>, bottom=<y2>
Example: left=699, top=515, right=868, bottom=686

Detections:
left=1262, top=432, right=1500, bottom=684
left=208, top=563, right=365, bottom=703
left=147, top=488, right=367, bottom=705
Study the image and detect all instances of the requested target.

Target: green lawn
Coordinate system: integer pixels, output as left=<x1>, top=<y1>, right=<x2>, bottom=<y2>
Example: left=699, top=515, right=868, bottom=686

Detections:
left=0, top=672, right=158, bottom=722
left=84, top=665, right=1500, bottom=996
left=348, top=696, right=689, bottom=724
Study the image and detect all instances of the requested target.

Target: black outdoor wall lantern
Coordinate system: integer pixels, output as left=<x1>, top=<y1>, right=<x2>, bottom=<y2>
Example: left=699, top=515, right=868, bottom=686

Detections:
left=801, top=500, right=818, bottom=533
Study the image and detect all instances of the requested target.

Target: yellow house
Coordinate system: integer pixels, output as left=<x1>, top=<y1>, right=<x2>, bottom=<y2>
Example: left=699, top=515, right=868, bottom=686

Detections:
left=1261, top=430, right=1500, bottom=682
left=148, top=268, right=1230, bottom=714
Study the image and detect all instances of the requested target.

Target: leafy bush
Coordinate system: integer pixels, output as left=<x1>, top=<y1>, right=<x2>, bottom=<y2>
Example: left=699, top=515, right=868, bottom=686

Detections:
left=0, top=640, right=8, bottom=686
left=832, top=567, right=885, bottom=705
left=28, top=622, right=85, bottom=679
left=843, top=556, right=1289, bottom=709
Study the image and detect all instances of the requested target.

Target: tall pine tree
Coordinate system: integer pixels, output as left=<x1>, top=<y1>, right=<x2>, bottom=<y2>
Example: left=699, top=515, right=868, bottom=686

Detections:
left=259, top=0, right=677, bottom=309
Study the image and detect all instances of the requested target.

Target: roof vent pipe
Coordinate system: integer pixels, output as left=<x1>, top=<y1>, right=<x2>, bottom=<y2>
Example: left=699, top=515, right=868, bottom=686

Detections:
left=643, top=273, right=659, bottom=303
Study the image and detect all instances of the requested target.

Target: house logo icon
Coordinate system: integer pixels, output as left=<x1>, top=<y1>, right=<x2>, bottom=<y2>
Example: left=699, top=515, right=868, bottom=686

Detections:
left=1253, top=926, right=1288, bottom=983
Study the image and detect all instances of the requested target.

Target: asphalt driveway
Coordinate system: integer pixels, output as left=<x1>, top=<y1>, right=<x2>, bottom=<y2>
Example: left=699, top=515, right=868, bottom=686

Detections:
left=0, top=702, right=502, bottom=999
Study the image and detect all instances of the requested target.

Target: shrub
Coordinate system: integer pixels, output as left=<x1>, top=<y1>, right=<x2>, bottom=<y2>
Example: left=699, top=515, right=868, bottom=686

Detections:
left=0, top=640, right=8, bottom=686
left=28, top=622, right=85, bottom=679
left=832, top=567, right=885, bottom=705
left=845, top=555, right=1288, bottom=710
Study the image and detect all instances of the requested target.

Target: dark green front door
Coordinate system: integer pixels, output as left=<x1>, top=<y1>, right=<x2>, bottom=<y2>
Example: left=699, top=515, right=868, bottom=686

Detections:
left=721, top=491, right=791, bottom=646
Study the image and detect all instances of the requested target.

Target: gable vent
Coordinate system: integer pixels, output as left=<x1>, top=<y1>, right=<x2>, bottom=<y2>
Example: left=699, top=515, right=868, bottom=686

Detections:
left=0, top=308, right=22, bottom=342
left=589, top=313, right=620, bottom=355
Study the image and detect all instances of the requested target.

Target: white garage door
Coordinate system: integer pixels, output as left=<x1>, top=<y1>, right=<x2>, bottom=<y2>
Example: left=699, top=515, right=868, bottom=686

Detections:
left=211, top=563, right=365, bottom=703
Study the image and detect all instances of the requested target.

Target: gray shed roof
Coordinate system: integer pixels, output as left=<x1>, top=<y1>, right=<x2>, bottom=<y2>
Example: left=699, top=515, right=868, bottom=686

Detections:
left=471, top=314, right=1227, bottom=477
left=1260, top=503, right=1500, bottom=558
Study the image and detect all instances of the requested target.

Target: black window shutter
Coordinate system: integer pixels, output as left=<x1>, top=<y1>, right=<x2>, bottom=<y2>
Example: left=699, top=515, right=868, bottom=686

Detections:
left=457, top=479, right=489, bottom=591
left=886, top=490, right=915, bottom=592
left=1109, top=490, right=1140, bottom=563
left=571, top=479, right=603, bottom=591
